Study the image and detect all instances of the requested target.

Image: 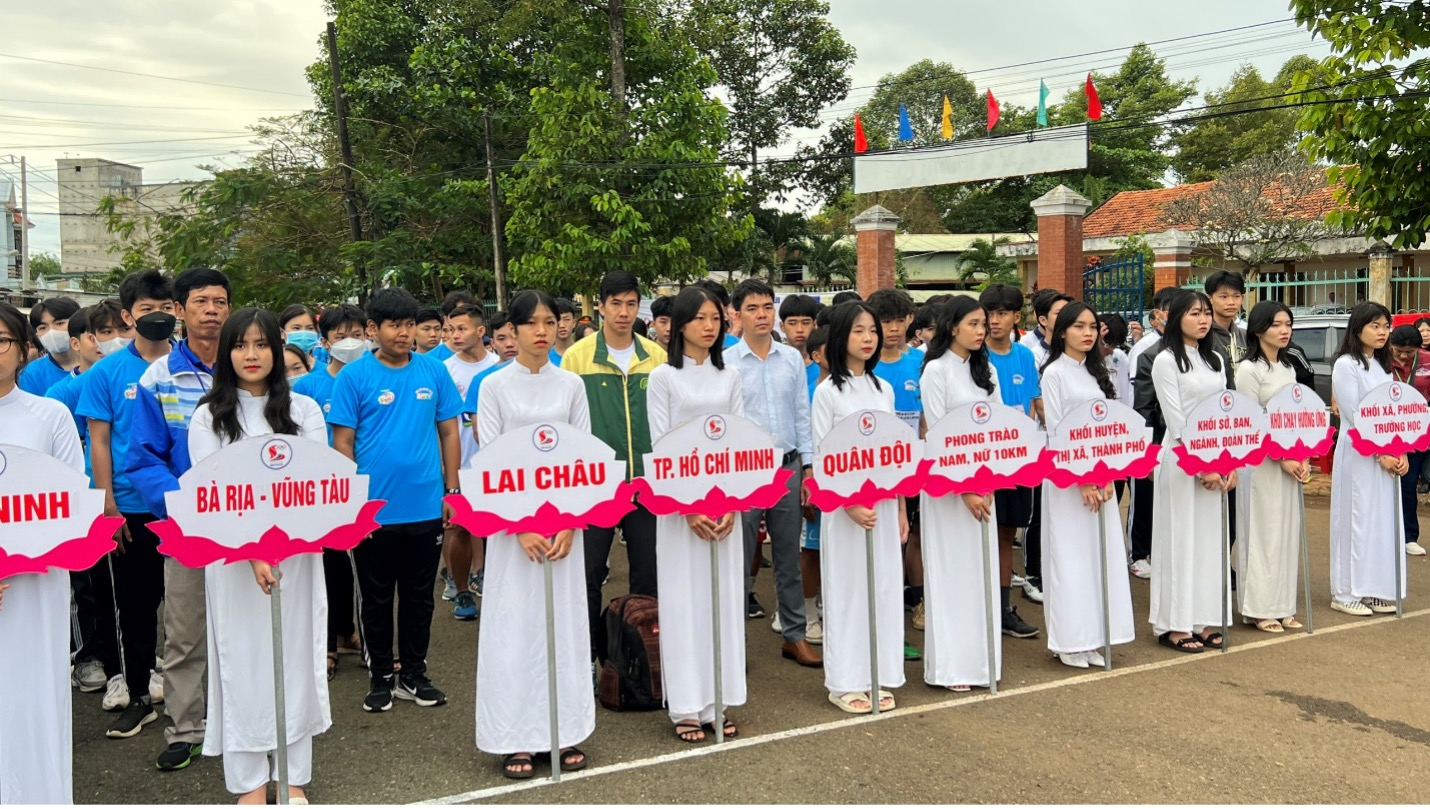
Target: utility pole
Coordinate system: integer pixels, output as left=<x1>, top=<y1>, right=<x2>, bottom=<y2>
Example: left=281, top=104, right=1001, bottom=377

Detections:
left=484, top=110, right=508, bottom=311
left=325, top=21, right=369, bottom=304
left=18, top=156, right=28, bottom=293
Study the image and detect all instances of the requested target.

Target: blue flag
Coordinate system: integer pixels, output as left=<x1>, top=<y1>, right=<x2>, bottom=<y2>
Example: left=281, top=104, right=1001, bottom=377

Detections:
left=898, top=103, right=914, bottom=141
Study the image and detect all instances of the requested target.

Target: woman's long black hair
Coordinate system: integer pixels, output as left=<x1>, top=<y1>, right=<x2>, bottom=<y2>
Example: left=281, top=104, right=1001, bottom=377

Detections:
left=1334, top=300, right=1393, bottom=372
left=667, top=286, right=727, bottom=370
left=509, top=289, right=558, bottom=331
left=1040, top=301, right=1116, bottom=398
left=0, top=301, right=33, bottom=380
left=922, top=296, right=994, bottom=396
left=825, top=302, right=883, bottom=392
left=1163, top=290, right=1223, bottom=374
left=1243, top=300, right=1294, bottom=368
left=202, top=308, right=300, bottom=444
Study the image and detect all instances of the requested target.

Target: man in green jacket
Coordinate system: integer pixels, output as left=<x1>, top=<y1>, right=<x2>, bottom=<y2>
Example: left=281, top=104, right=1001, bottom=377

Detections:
left=561, top=271, right=668, bottom=658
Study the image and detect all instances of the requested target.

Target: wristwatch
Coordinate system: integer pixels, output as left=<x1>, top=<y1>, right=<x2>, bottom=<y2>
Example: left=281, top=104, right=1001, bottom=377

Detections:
left=445, top=487, right=461, bottom=495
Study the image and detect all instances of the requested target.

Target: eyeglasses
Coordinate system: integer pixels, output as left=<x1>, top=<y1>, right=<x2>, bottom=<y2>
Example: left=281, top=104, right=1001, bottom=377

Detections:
left=0, top=337, right=17, bottom=355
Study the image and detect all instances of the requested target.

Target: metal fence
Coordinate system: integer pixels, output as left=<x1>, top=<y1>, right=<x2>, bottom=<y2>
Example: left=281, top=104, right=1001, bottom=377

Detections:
left=1183, top=267, right=1430, bottom=315
left=1083, top=254, right=1146, bottom=325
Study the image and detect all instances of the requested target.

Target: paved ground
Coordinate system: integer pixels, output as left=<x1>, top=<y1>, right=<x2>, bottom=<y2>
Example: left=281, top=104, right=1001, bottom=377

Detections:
left=72, top=494, right=1430, bottom=804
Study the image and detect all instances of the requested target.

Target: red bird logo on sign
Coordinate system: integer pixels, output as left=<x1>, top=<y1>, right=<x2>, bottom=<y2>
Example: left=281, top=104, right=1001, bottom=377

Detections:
left=1092, top=401, right=1107, bottom=421
left=259, top=438, right=292, bottom=471
left=532, top=425, right=559, bottom=452
left=1292, top=385, right=1303, bottom=404
left=972, top=403, right=991, bottom=424
left=704, top=416, right=726, bottom=440
left=858, top=413, right=876, bottom=435
left=1391, top=383, right=1403, bottom=401
left=1220, top=392, right=1234, bottom=411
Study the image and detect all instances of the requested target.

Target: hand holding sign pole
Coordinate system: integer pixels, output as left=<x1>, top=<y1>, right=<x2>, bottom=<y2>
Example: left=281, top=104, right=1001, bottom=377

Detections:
left=1048, top=398, right=1159, bottom=670
left=1262, top=383, right=1334, bottom=633
left=1345, top=381, right=1430, bottom=618
left=151, top=435, right=383, bottom=805
left=448, top=422, right=636, bottom=781
left=807, top=410, right=923, bottom=714
left=923, top=400, right=1051, bottom=692
left=1172, top=390, right=1269, bottom=651
left=634, top=413, right=793, bottom=742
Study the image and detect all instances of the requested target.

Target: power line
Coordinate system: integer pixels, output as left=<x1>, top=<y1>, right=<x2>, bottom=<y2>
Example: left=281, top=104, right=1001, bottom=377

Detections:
left=0, top=97, right=305, bottom=112
left=0, top=134, right=254, bottom=149
left=0, top=52, right=310, bottom=97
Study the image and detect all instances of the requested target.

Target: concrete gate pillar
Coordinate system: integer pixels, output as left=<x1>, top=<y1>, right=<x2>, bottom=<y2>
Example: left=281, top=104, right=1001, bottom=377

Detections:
left=1030, top=185, right=1092, bottom=299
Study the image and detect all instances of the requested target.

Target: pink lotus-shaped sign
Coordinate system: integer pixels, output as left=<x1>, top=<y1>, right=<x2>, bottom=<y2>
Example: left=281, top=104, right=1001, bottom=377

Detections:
left=805, top=410, right=923, bottom=510
left=1346, top=381, right=1430, bottom=457
left=150, top=435, right=385, bottom=567
left=1046, top=398, right=1160, bottom=488
left=1171, top=389, right=1269, bottom=476
left=1262, top=383, right=1334, bottom=462
left=447, top=421, right=637, bottom=537
left=922, top=400, right=1053, bottom=496
left=0, top=444, right=122, bottom=579
left=632, top=413, right=795, bottom=520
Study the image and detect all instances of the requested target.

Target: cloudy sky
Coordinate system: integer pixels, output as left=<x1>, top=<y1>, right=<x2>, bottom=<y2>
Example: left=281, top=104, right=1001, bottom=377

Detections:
left=0, top=0, right=1328, bottom=258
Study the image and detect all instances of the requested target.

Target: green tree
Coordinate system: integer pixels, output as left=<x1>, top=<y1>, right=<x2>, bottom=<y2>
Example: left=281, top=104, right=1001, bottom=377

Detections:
left=504, top=6, right=749, bottom=293
left=686, top=0, right=855, bottom=208
left=28, top=252, right=60, bottom=283
left=1291, top=0, right=1430, bottom=248
left=786, top=232, right=856, bottom=285
left=953, top=237, right=1020, bottom=291
left=1173, top=55, right=1321, bottom=182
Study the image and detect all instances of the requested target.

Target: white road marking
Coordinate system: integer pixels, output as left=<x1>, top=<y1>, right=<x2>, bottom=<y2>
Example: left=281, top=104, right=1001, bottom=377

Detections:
left=416, top=608, right=1430, bottom=805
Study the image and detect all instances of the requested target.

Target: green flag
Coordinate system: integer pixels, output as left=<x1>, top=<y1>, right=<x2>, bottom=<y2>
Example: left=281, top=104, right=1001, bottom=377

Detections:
left=1036, top=80, right=1050, bottom=126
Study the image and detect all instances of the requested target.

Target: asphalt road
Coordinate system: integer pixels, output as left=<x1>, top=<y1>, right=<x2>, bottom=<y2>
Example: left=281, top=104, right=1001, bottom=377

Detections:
left=72, top=494, right=1430, bottom=804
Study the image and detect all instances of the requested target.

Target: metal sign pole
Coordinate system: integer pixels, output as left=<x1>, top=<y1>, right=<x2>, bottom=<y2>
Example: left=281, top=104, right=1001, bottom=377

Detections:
left=1096, top=500, right=1112, bottom=671
left=1299, top=486, right=1313, bottom=634
left=542, top=555, right=561, bottom=782
left=1220, top=491, right=1230, bottom=652
left=710, top=538, right=724, bottom=743
left=270, top=566, right=290, bottom=804
left=979, top=519, right=998, bottom=693
left=865, top=527, right=880, bottom=715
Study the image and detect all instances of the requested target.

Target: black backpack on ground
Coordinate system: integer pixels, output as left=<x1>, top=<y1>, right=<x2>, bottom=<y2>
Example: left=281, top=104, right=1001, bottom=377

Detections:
left=596, top=594, right=664, bottom=712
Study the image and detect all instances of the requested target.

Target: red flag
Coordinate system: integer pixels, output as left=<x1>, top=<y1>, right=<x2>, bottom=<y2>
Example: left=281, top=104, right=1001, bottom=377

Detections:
left=1086, top=74, right=1103, bottom=121
left=986, top=89, right=1000, bottom=132
left=853, top=114, right=868, bottom=153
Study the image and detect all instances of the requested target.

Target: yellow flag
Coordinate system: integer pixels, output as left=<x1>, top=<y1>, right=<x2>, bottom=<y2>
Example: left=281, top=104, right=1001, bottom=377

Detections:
left=941, top=95, right=953, bottom=139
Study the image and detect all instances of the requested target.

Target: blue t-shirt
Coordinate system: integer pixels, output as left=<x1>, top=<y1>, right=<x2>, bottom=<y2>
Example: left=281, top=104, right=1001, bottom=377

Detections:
left=426, top=343, right=454, bottom=362
left=462, top=359, right=513, bottom=414
left=873, top=350, right=924, bottom=432
left=724, top=333, right=740, bottom=349
left=326, top=352, right=464, bottom=525
left=46, top=370, right=91, bottom=478
left=548, top=347, right=563, bottom=367
left=805, top=361, right=820, bottom=402
left=987, top=342, right=1042, bottom=415
left=18, top=354, right=69, bottom=396
left=292, top=367, right=339, bottom=445
left=76, top=343, right=162, bottom=513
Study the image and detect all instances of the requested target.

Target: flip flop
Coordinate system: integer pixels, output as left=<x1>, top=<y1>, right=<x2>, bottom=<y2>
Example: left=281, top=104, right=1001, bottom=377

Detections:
left=1157, top=632, right=1204, bottom=654
left=501, top=753, right=536, bottom=780
left=876, top=690, right=896, bottom=710
left=828, top=692, right=872, bottom=714
left=1282, top=616, right=1303, bottom=629
left=674, top=720, right=705, bottom=743
left=1254, top=619, right=1284, bottom=633
left=1197, top=631, right=1225, bottom=650
left=559, top=747, right=588, bottom=772
left=703, top=719, right=738, bottom=739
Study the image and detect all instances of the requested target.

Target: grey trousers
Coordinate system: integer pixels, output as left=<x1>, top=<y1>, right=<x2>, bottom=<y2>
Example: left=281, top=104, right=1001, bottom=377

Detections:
left=162, top=558, right=207, bottom=745
left=741, top=457, right=807, bottom=643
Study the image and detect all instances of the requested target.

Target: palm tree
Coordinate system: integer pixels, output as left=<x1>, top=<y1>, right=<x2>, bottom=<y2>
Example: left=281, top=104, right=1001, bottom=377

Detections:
left=954, top=237, right=1020, bottom=290
left=754, top=209, right=810, bottom=284
left=787, top=232, right=857, bottom=286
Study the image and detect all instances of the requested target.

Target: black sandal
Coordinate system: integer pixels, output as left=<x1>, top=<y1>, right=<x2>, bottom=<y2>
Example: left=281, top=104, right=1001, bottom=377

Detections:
left=1157, top=632, right=1204, bottom=654
left=674, top=720, right=705, bottom=743
left=326, top=653, right=338, bottom=682
left=559, top=746, right=588, bottom=772
left=703, top=719, right=738, bottom=739
left=501, top=753, right=536, bottom=780
left=1197, top=631, right=1224, bottom=650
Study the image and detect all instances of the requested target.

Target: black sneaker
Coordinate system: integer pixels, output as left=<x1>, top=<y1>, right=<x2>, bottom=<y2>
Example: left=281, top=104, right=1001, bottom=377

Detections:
left=746, top=593, right=766, bottom=620
left=106, top=698, right=157, bottom=739
left=364, top=675, right=394, bottom=713
left=156, top=741, right=201, bottom=771
left=1002, top=607, right=1040, bottom=639
left=395, top=673, right=447, bottom=707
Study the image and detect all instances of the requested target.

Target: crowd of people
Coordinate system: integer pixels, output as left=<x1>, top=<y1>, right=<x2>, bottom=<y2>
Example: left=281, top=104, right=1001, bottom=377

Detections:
left=0, top=265, right=1417, bottom=802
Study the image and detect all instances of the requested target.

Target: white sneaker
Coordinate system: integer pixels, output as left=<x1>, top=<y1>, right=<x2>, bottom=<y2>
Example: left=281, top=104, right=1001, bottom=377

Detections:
left=1056, top=652, right=1089, bottom=669
left=1363, top=597, right=1398, bottom=614
left=1129, top=559, right=1152, bottom=580
left=72, top=660, right=106, bottom=692
left=806, top=619, right=824, bottom=645
left=1022, top=577, right=1044, bottom=604
left=1083, top=649, right=1106, bottom=667
left=771, top=613, right=784, bottom=634
left=148, top=669, right=165, bottom=704
left=1406, top=542, right=1427, bottom=557
left=1010, top=573, right=1027, bottom=588
left=101, top=674, right=130, bottom=712
left=1330, top=599, right=1373, bottom=617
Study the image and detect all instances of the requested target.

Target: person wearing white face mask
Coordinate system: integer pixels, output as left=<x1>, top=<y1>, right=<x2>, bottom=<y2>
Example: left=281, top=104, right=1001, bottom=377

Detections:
left=18, top=297, right=82, bottom=395
left=292, top=303, right=369, bottom=678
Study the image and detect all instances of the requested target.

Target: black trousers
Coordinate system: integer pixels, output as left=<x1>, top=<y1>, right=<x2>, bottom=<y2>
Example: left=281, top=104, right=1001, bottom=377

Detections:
left=352, top=519, right=443, bottom=680
left=1402, top=451, right=1426, bottom=545
left=114, top=513, right=166, bottom=699
left=584, top=502, right=658, bottom=657
left=71, top=557, right=121, bottom=677
left=323, top=548, right=358, bottom=654
left=1129, top=475, right=1154, bottom=562
left=1025, top=488, right=1043, bottom=579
